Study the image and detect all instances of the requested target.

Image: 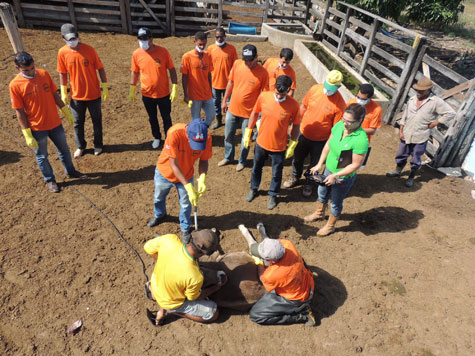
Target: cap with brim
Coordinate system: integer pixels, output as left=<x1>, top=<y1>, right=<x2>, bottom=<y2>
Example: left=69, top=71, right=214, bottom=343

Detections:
left=413, top=77, right=433, bottom=91
left=242, top=44, right=257, bottom=61
left=250, top=238, right=285, bottom=261
left=61, top=23, right=77, bottom=41
left=187, top=118, right=208, bottom=151
left=324, top=70, right=343, bottom=92
left=275, top=75, right=292, bottom=93
left=191, top=229, right=218, bottom=255
left=137, top=27, right=152, bottom=40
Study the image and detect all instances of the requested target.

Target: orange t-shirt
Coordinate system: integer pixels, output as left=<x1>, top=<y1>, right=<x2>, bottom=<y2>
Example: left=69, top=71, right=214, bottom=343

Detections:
left=347, top=98, right=382, bottom=144
left=207, top=43, right=238, bottom=90
left=157, top=123, right=213, bottom=183
left=263, top=57, right=297, bottom=92
left=180, top=50, right=213, bottom=101
left=57, top=43, right=104, bottom=101
left=300, top=84, right=346, bottom=141
left=228, top=60, right=269, bottom=118
left=260, top=239, right=315, bottom=301
left=9, top=69, right=62, bottom=131
left=253, top=92, right=301, bottom=152
left=131, top=45, right=174, bottom=99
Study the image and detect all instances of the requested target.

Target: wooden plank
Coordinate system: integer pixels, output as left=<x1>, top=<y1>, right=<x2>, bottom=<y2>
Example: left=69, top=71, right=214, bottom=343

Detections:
left=0, top=3, right=24, bottom=53
left=71, top=0, right=118, bottom=6
left=441, top=79, right=474, bottom=100
left=66, top=0, right=77, bottom=28
left=130, top=3, right=166, bottom=10
left=320, top=0, right=333, bottom=35
left=138, top=0, right=166, bottom=31
left=165, top=0, right=171, bottom=36
left=309, top=8, right=323, bottom=19
left=223, top=1, right=265, bottom=9
left=23, top=10, right=70, bottom=21
left=118, top=0, right=127, bottom=34
left=304, top=0, right=312, bottom=27
left=363, top=70, right=396, bottom=96
left=21, top=3, right=68, bottom=12
left=180, top=0, right=221, bottom=4
left=326, top=18, right=341, bottom=31
left=28, top=20, right=122, bottom=32
left=218, top=0, right=223, bottom=27
left=422, top=62, right=430, bottom=79
left=348, top=15, right=371, bottom=32
left=375, top=32, right=412, bottom=53
left=328, top=6, right=345, bottom=19
left=322, top=39, right=337, bottom=54
left=337, top=8, right=351, bottom=56
left=425, top=142, right=437, bottom=156
left=263, top=0, right=269, bottom=23
left=367, top=58, right=399, bottom=83
left=345, top=27, right=369, bottom=47
left=422, top=54, right=468, bottom=84
left=75, top=16, right=122, bottom=25
left=131, top=12, right=166, bottom=18
left=372, top=45, right=405, bottom=69
left=430, top=128, right=446, bottom=143
left=359, top=19, right=379, bottom=75
left=175, top=16, right=218, bottom=24
left=174, top=6, right=219, bottom=14
left=12, top=0, right=24, bottom=27
left=340, top=51, right=362, bottom=71
left=124, top=0, right=132, bottom=34
left=170, top=0, right=175, bottom=36
left=323, top=29, right=340, bottom=43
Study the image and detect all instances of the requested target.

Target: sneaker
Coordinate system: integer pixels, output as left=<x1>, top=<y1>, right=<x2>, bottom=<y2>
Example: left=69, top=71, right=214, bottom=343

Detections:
left=152, top=139, right=160, bottom=149
left=245, top=189, right=258, bottom=202
left=304, top=308, right=317, bottom=327
left=67, top=170, right=88, bottom=179
left=74, top=148, right=84, bottom=158
left=46, top=181, right=60, bottom=193
left=283, top=175, right=298, bottom=188
left=267, top=196, right=277, bottom=210
left=94, top=147, right=103, bottom=156
left=236, top=163, right=245, bottom=172
left=182, top=230, right=192, bottom=244
left=211, top=118, right=222, bottom=130
left=217, top=159, right=230, bottom=167
left=147, top=215, right=167, bottom=227
left=302, top=184, right=313, bottom=197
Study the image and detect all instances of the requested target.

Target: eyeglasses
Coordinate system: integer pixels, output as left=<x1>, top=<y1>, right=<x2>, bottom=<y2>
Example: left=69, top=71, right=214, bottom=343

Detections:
left=343, top=118, right=358, bottom=124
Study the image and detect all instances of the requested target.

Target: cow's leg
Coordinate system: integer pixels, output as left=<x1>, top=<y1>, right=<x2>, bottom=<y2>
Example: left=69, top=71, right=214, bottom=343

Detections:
left=257, top=222, right=270, bottom=240
left=239, top=224, right=257, bottom=248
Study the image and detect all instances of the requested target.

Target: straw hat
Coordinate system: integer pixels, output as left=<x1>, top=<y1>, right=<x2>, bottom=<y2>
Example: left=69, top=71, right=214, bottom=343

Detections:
left=413, top=77, right=433, bottom=91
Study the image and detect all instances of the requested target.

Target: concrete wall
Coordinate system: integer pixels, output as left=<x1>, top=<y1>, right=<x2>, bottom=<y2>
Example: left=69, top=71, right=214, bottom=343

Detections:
left=261, top=23, right=313, bottom=49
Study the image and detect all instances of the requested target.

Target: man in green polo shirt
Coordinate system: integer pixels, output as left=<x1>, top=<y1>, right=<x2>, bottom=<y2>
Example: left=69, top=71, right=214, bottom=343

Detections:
left=304, top=103, right=368, bottom=236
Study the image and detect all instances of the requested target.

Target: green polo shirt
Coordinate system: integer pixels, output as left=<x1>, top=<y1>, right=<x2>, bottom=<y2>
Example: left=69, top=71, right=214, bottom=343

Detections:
left=326, top=121, right=368, bottom=178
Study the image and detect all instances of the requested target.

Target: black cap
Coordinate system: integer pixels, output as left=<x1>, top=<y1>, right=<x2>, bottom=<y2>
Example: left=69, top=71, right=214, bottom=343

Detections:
left=275, top=75, right=292, bottom=93
left=137, top=27, right=152, bottom=40
left=242, top=44, right=257, bottom=61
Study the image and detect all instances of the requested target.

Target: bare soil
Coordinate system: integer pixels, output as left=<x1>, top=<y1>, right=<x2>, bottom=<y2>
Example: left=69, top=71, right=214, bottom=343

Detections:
left=1, top=29, right=474, bottom=356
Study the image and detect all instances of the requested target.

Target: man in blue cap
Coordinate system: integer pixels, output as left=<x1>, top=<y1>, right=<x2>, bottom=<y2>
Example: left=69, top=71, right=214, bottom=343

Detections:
left=147, top=119, right=212, bottom=242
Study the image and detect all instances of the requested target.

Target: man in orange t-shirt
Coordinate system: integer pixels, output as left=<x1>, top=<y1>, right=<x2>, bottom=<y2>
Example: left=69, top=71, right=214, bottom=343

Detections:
left=241, top=225, right=315, bottom=326
left=130, top=27, right=178, bottom=150
left=263, top=48, right=297, bottom=97
left=181, top=31, right=215, bottom=126
left=244, top=76, right=300, bottom=210
left=207, top=27, right=238, bottom=129
left=218, top=44, right=269, bottom=172
left=10, top=52, right=86, bottom=193
left=283, top=70, right=346, bottom=197
left=147, top=119, right=212, bottom=243
left=57, top=23, right=108, bottom=158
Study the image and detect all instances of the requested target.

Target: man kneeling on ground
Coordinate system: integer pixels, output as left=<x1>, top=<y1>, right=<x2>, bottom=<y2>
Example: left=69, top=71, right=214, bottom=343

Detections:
left=144, top=229, right=226, bottom=325
left=243, top=234, right=316, bottom=326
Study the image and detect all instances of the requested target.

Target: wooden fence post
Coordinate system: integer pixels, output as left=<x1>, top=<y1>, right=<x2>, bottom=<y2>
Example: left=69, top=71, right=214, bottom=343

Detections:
left=304, top=0, right=311, bottom=27
left=218, top=0, right=223, bottom=28
left=320, top=0, right=333, bottom=35
left=166, top=0, right=171, bottom=36
left=263, top=0, right=270, bottom=23
left=337, top=7, right=351, bottom=56
left=358, top=19, right=379, bottom=75
left=0, top=3, right=25, bottom=53
left=170, top=0, right=175, bottom=36
left=118, top=0, right=128, bottom=34
left=124, top=0, right=132, bottom=34
left=66, top=0, right=77, bottom=28
left=12, top=0, right=24, bottom=27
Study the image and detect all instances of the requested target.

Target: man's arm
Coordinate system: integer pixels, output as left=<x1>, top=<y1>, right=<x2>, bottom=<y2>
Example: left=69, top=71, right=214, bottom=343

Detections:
left=182, top=74, right=189, bottom=103
left=15, top=108, right=29, bottom=129
left=198, top=159, right=208, bottom=176
left=98, top=68, right=107, bottom=83
left=53, top=92, right=66, bottom=108
left=59, top=73, right=68, bottom=86
left=247, top=109, right=258, bottom=129
left=430, top=98, right=456, bottom=128
left=169, top=67, right=178, bottom=84
left=289, top=89, right=295, bottom=97
left=290, top=124, right=300, bottom=141
left=130, top=71, right=140, bottom=86
left=208, top=72, right=212, bottom=91
left=169, top=157, right=189, bottom=186
left=221, top=79, right=234, bottom=112
left=299, top=103, right=307, bottom=118
left=363, top=127, right=377, bottom=136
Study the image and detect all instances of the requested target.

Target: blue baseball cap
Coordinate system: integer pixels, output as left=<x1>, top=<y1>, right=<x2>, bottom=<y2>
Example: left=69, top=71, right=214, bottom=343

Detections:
left=187, top=119, right=208, bottom=150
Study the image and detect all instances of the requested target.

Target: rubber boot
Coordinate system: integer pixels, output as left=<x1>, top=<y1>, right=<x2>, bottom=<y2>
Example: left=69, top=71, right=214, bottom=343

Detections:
left=386, top=163, right=405, bottom=177
left=317, top=214, right=339, bottom=237
left=304, top=202, right=327, bottom=222
left=405, top=168, right=418, bottom=188
left=211, top=116, right=223, bottom=130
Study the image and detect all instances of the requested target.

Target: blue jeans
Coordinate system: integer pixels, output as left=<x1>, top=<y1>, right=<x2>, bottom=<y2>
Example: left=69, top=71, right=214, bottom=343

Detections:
left=153, top=168, right=192, bottom=232
left=212, top=88, right=225, bottom=120
left=251, top=143, right=285, bottom=197
left=317, top=168, right=357, bottom=217
left=190, top=98, right=215, bottom=126
left=224, top=110, right=250, bottom=165
left=31, top=124, right=76, bottom=182
left=70, top=97, right=102, bottom=149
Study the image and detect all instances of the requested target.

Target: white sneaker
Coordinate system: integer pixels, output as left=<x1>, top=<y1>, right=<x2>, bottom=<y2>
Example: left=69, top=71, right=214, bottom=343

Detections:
left=152, top=139, right=160, bottom=149
left=94, top=147, right=103, bottom=156
left=74, top=148, right=84, bottom=158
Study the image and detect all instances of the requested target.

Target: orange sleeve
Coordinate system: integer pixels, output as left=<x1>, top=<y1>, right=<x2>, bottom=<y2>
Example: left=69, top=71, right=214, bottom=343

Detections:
left=47, top=71, right=58, bottom=93
left=164, top=131, right=180, bottom=159
left=261, top=70, right=269, bottom=92
left=367, top=105, right=382, bottom=128
left=292, top=101, right=301, bottom=125
left=9, top=81, right=24, bottom=109
left=253, top=93, right=263, bottom=114
left=180, top=54, right=189, bottom=75
left=57, top=50, right=67, bottom=74
left=302, top=86, right=313, bottom=107
left=229, top=61, right=236, bottom=82
left=131, top=52, right=139, bottom=73
left=289, top=68, right=297, bottom=90
left=91, top=47, right=104, bottom=70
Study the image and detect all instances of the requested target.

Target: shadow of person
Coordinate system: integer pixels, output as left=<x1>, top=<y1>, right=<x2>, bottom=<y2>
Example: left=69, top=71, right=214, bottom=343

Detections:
left=339, top=206, right=424, bottom=235
left=103, top=142, right=158, bottom=154
left=0, top=150, right=23, bottom=166
left=308, top=266, right=347, bottom=326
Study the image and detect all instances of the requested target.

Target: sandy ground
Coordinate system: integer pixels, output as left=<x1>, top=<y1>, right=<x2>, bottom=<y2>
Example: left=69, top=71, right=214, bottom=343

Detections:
left=1, top=29, right=474, bottom=356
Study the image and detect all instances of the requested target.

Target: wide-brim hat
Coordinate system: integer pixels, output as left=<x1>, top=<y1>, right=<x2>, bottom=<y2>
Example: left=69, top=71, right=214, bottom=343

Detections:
left=413, top=76, right=433, bottom=91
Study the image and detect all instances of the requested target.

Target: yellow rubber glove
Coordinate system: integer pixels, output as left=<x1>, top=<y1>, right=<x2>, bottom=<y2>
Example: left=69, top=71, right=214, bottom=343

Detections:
left=60, top=85, right=69, bottom=105
left=242, top=127, right=252, bottom=149
left=252, top=256, right=264, bottom=265
left=285, top=139, right=298, bottom=160
left=169, top=83, right=178, bottom=103
left=101, top=82, right=109, bottom=102
left=129, top=85, right=136, bottom=102
left=182, top=100, right=193, bottom=108
left=22, top=128, right=38, bottom=149
left=184, top=183, right=199, bottom=206
left=197, top=173, right=207, bottom=198
left=256, top=118, right=261, bottom=132
left=60, top=106, right=74, bottom=126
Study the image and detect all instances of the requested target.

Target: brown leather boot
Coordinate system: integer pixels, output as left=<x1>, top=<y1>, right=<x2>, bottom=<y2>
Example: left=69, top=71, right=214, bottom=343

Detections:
left=317, top=214, right=339, bottom=236
left=304, top=202, right=327, bottom=222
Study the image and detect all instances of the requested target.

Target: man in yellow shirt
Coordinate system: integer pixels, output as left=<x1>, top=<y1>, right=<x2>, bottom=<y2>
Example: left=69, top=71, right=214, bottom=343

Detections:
left=144, top=229, right=225, bottom=325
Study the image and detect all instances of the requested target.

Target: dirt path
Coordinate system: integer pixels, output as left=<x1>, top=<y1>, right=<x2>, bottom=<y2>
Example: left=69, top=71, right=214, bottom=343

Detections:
left=1, top=29, right=474, bottom=356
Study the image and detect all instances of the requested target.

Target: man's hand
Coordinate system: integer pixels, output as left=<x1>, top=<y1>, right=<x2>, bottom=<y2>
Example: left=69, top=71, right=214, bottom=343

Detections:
left=242, top=127, right=252, bottom=149
left=429, top=121, right=439, bottom=129
left=22, top=128, right=38, bottom=148
left=285, top=139, right=298, bottom=159
left=197, top=173, right=207, bottom=198
left=129, top=85, right=136, bottom=102
left=399, top=128, right=405, bottom=141
left=252, top=256, right=264, bottom=265
left=170, top=83, right=178, bottom=103
left=221, top=100, right=228, bottom=113
left=101, top=82, right=109, bottom=102
left=60, top=106, right=74, bottom=126
left=184, top=183, right=199, bottom=206
left=60, top=85, right=69, bottom=105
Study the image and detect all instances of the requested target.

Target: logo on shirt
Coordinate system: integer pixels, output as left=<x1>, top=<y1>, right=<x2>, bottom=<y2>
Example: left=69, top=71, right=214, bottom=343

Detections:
left=83, top=59, right=89, bottom=67
left=43, top=83, right=50, bottom=92
left=154, top=58, right=161, bottom=64
left=279, top=112, right=290, bottom=120
left=248, top=80, right=256, bottom=86
left=165, top=144, right=171, bottom=149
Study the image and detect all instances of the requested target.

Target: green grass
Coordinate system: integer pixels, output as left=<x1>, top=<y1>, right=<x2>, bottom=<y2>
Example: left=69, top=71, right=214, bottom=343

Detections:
left=443, top=0, right=475, bottom=42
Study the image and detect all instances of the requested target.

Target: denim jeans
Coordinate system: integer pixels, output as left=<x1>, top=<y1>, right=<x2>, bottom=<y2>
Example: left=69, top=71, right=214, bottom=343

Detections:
left=224, top=110, right=250, bottom=165
left=31, top=124, right=76, bottom=182
left=251, top=143, right=285, bottom=197
left=317, top=168, right=357, bottom=217
left=142, top=95, right=173, bottom=140
left=212, top=88, right=225, bottom=120
left=190, top=98, right=215, bottom=126
left=153, top=168, right=192, bottom=232
left=291, top=134, right=326, bottom=179
left=395, top=140, right=428, bottom=170
left=70, top=97, right=103, bottom=149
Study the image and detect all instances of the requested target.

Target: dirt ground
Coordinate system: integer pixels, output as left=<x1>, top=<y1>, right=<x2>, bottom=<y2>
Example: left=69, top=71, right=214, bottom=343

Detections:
left=1, top=29, right=474, bottom=356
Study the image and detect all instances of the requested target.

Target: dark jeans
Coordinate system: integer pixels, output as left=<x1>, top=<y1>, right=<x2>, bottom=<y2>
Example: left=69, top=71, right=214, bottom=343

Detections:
left=249, top=290, right=311, bottom=325
left=250, top=143, right=285, bottom=197
left=142, top=95, right=172, bottom=140
left=70, top=97, right=102, bottom=149
left=395, top=140, right=428, bottom=170
left=291, top=134, right=326, bottom=179
left=212, top=88, right=226, bottom=120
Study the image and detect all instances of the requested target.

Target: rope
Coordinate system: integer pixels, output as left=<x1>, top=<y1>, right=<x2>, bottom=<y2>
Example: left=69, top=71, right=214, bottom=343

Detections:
left=0, top=124, right=149, bottom=283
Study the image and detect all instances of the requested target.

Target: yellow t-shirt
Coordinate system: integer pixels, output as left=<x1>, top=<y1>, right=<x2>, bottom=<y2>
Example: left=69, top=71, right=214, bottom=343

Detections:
left=144, top=234, right=203, bottom=309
